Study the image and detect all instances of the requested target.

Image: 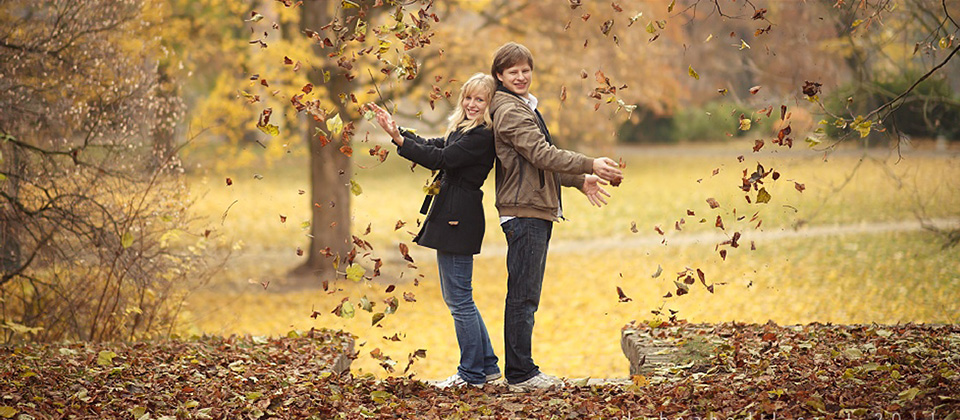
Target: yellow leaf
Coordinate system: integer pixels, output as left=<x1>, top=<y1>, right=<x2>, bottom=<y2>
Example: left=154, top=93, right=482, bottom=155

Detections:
left=704, top=34, right=713, bottom=43
left=121, top=231, right=135, bottom=249
left=378, top=40, right=391, bottom=55
left=688, top=65, right=700, bottom=80
left=257, top=123, right=279, bottom=136
left=346, top=264, right=365, bottom=282
left=739, top=117, right=752, bottom=131
left=667, top=0, right=676, bottom=12
left=97, top=350, right=118, bottom=366
left=756, top=188, right=771, bottom=204
left=0, top=406, right=17, bottom=419
left=739, top=39, right=751, bottom=50
left=645, top=21, right=656, bottom=34
left=350, top=179, right=363, bottom=196
left=326, top=113, right=344, bottom=135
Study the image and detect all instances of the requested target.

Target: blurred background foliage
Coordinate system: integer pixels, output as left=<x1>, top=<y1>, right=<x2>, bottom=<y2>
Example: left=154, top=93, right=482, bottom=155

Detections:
left=1, top=0, right=958, bottom=383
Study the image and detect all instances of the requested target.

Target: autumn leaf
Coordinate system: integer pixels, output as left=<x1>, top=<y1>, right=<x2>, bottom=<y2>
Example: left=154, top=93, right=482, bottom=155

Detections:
left=749, top=85, right=761, bottom=95
left=739, top=116, right=752, bottom=131
left=346, top=264, right=365, bottom=282
left=668, top=0, right=676, bottom=12
left=706, top=197, right=720, bottom=209
left=600, top=19, right=614, bottom=36
left=651, top=264, right=662, bottom=278
left=257, top=123, right=279, bottom=136
left=617, top=286, right=632, bottom=302
left=399, top=243, right=414, bottom=263
left=802, top=80, right=822, bottom=98
left=687, top=65, right=700, bottom=80
left=350, top=179, right=363, bottom=196
left=795, top=182, right=806, bottom=192
left=403, top=292, right=416, bottom=302
left=757, top=187, right=772, bottom=203
left=326, top=113, right=344, bottom=135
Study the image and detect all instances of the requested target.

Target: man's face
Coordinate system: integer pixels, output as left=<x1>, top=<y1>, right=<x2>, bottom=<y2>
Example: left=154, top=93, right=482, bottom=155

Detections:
left=497, top=62, right=533, bottom=97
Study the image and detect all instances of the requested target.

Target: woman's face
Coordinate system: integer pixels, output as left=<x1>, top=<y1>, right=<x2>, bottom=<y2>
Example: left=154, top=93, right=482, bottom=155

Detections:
left=462, top=89, right=489, bottom=121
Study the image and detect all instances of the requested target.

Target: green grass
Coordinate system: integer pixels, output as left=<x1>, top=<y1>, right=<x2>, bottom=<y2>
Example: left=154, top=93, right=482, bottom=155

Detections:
left=178, top=139, right=960, bottom=380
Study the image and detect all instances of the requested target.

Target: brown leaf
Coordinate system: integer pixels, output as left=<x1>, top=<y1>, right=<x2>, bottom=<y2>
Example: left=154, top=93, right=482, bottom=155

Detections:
left=715, top=215, right=724, bottom=230
left=612, top=2, right=623, bottom=12
left=399, top=243, right=414, bottom=263
left=753, top=139, right=764, bottom=152
left=600, top=19, right=614, bottom=36
left=795, top=182, right=806, bottom=192
left=403, top=292, right=417, bottom=302
left=802, top=80, right=822, bottom=97
left=279, top=214, right=287, bottom=223
left=706, top=197, right=720, bottom=209
left=560, top=85, right=567, bottom=103
left=617, top=286, right=632, bottom=302
left=630, top=221, right=638, bottom=233
left=749, top=85, right=762, bottom=95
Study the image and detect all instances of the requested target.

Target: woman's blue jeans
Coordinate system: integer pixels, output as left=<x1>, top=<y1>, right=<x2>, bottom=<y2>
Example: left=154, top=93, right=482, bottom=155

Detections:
left=500, top=217, right=552, bottom=384
left=436, top=250, right=500, bottom=384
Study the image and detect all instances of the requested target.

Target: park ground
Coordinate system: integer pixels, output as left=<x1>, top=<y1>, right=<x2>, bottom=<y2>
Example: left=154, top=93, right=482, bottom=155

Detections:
left=177, top=139, right=960, bottom=382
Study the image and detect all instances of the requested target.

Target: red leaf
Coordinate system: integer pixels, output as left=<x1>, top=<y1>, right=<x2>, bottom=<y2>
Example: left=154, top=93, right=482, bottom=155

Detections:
left=302, top=83, right=313, bottom=93
left=715, top=215, right=724, bottom=230
left=339, top=145, right=353, bottom=157
left=226, top=177, right=233, bottom=186
left=284, top=56, right=294, bottom=65
left=749, top=85, right=761, bottom=95
left=279, top=214, right=287, bottom=223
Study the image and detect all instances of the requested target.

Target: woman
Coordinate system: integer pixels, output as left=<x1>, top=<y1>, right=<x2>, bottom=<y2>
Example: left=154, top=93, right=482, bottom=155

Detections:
left=366, top=73, right=500, bottom=388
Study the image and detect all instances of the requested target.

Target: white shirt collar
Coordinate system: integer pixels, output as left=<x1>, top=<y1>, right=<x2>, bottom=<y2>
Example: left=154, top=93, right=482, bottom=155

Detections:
left=522, top=93, right=538, bottom=112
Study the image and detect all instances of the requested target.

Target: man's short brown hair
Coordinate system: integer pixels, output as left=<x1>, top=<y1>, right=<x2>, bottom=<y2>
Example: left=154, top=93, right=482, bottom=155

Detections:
left=491, top=42, right=534, bottom=84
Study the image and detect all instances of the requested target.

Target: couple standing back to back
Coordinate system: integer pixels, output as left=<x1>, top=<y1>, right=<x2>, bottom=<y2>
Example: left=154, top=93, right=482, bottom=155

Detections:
left=367, top=42, right=623, bottom=390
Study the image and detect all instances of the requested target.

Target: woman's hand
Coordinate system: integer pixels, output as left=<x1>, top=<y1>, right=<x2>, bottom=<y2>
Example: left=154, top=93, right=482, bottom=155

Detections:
left=581, top=175, right=611, bottom=207
left=365, top=103, right=403, bottom=146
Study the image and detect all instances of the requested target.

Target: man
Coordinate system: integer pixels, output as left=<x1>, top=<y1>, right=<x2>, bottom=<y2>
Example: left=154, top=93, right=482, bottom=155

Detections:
left=489, top=42, right=623, bottom=390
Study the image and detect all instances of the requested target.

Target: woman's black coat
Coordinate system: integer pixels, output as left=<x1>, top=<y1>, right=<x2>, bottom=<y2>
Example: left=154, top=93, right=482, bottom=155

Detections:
left=396, top=125, right=495, bottom=255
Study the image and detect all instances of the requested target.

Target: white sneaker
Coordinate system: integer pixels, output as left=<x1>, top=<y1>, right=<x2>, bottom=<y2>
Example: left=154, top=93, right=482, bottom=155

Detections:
left=508, top=372, right=562, bottom=391
left=485, top=372, right=502, bottom=383
left=434, top=373, right=483, bottom=389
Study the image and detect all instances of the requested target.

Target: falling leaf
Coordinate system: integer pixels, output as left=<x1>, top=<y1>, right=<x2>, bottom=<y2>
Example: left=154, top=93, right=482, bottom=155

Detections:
left=399, top=243, right=414, bottom=263
left=350, top=179, right=363, bottom=196
left=384, top=296, right=399, bottom=314
left=346, top=264, right=365, bottom=282
left=717, top=88, right=728, bottom=95
left=715, top=215, right=724, bottom=230
left=795, top=182, right=806, bottom=192
left=802, top=80, right=822, bottom=98
left=645, top=21, right=656, bottom=34
left=560, top=86, right=567, bottom=103
left=628, top=12, right=643, bottom=27
left=612, top=2, right=623, bottom=12
left=630, top=221, right=638, bottom=233
left=371, top=313, right=385, bottom=326
left=739, top=117, right=752, bottom=131
left=279, top=214, right=287, bottom=223
left=580, top=69, right=589, bottom=79
left=753, top=139, right=764, bottom=152
left=600, top=19, right=614, bottom=36
left=225, top=178, right=233, bottom=186
left=339, top=145, right=353, bottom=157
left=749, top=85, right=762, bottom=95
left=667, top=0, right=676, bottom=12
left=617, top=286, right=632, bottom=302
left=756, top=188, right=771, bottom=203
left=257, top=123, right=279, bottom=136
left=688, top=66, right=700, bottom=80
left=569, top=0, right=582, bottom=9
left=245, top=12, right=264, bottom=22
left=326, top=113, right=344, bottom=135
left=651, top=265, right=662, bottom=278
left=706, top=197, right=720, bottom=209
left=394, top=220, right=406, bottom=230
left=403, top=292, right=416, bottom=302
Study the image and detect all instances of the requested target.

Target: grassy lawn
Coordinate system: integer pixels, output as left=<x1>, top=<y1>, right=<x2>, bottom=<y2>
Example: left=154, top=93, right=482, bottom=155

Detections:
left=179, top=138, right=960, bottom=381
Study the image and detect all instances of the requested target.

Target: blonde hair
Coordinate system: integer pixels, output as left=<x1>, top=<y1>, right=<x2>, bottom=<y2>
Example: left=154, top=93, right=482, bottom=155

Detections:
left=444, top=73, right=495, bottom=137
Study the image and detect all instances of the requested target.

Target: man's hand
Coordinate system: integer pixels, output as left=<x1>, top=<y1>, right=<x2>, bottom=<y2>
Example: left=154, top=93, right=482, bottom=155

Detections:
left=581, top=175, right=611, bottom=207
left=592, top=157, right=623, bottom=184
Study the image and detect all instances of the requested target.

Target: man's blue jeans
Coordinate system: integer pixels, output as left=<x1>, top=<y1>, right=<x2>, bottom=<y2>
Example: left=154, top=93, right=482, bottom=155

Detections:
left=500, top=217, right=552, bottom=384
left=436, top=250, right=500, bottom=384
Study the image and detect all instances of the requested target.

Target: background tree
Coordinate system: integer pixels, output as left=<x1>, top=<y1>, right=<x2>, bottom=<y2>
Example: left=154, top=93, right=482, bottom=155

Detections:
left=0, top=0, right=219, bottom=342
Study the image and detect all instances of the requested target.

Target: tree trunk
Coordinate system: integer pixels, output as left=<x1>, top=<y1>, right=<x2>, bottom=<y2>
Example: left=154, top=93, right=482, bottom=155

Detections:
left=291, top=1, right=353, bottom=281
